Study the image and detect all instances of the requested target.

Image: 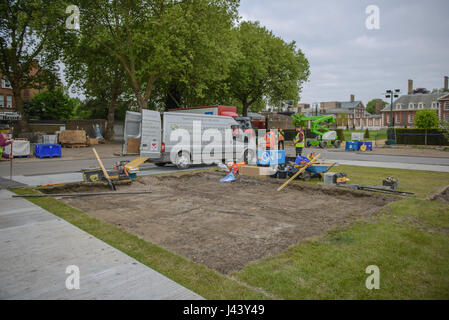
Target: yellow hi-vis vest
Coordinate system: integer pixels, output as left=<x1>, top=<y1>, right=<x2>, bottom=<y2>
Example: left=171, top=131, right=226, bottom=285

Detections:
left=295, top=131, right=305, bottom=148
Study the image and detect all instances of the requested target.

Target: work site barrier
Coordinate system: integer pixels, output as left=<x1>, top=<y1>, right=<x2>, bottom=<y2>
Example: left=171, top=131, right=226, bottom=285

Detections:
left=394, top=129, right=449, bottom=146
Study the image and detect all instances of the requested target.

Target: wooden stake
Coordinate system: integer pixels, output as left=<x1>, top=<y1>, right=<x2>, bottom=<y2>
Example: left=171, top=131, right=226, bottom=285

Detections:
left=277, top=153, right=321, bottom=192
left=9, top=139, right=13, bottom=182
left=92, top=147, right=116, bottom=191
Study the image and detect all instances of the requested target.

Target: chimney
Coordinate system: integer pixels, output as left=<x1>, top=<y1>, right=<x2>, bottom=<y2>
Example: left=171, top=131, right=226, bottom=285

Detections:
left=408, top=79, right=413, bottom=95
left=350, top=94, right=355, bottom=102
left=375, top=99, right=382, bottom=114
left=444, top=76, right=448, bottom=92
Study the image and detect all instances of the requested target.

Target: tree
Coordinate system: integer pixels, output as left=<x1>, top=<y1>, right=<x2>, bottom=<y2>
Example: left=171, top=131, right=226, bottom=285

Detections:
left=0, top=0, right=68, bottom=131
left=366, top=99, right=387, bottom=114
left=336, top=113, right=349, bottom=127
left=364, top=128, right=370, bottom=139
left=63, top=33, right=128, bottom=140
left=227, top=21, right=310, bottom=116
left=414, top=109, right=439, bottom=145
left=413, top=88, right=430, bottom=94
left=77, top=0, right=239, bottom=111
left=24, top=87, right=79, bottom=120
left=440, top=120, right=449, bottom=142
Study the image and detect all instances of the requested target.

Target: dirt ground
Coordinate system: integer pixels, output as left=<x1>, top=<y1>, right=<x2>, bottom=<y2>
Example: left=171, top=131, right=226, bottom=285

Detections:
left=429, top=186, right=449, bottom=203
left=48, top=172, right=395, bottom=274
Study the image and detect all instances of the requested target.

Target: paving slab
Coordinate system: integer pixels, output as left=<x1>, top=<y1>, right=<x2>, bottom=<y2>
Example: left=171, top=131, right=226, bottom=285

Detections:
left=0, top=190, right=203, bottom=300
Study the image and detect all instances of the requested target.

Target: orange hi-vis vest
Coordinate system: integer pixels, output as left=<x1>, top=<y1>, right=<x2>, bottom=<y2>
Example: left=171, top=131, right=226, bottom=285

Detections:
left=265, top=131, right=275, bottom=148
left=278, top=131, right=285, bottom=141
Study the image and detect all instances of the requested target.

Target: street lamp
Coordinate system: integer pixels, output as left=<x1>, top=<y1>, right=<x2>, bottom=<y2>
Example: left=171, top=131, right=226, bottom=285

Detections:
left=385, top=89, right=400, bottom=145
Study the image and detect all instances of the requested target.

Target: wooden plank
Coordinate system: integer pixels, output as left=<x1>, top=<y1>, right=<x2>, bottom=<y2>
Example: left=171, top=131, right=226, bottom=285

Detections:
left=277, top=153, right=321, bottom=192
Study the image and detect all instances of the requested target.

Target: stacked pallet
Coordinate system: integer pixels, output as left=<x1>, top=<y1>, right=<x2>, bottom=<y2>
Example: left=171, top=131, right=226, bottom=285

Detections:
left=59, top=130, right=88, bottom=148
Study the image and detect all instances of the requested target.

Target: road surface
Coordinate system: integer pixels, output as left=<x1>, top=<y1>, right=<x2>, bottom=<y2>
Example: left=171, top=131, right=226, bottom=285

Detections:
left=1, top=147, right=448, bottom=188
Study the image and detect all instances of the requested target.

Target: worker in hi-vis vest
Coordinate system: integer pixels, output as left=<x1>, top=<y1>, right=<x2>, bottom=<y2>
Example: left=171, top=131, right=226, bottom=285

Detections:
left=265, top=130, right=276, bottom=150
left=294, top=126, right=305, bottom=157
left=278, top=129, right=285, bottom=150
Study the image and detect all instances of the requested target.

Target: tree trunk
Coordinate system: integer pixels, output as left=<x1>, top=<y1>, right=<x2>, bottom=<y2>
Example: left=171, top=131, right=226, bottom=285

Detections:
left=242, top=100, right=249, bottom=117
left=13, top=87, right=29, bottom=133
left=105, top=67, right=121, bottom=140
left=425, top=129, right=427, bottom=145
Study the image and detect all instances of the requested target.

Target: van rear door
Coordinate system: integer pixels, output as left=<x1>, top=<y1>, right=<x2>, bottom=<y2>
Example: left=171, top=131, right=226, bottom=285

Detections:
left=140, top=109, right=162, bottom=159
left=123, top=111, right=142, bottom=155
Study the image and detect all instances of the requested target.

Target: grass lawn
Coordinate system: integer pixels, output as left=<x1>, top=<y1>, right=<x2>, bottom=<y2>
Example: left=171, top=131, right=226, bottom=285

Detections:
left=343, top=129, right=387, bottom=141
left=10, top=165, right=449, bottom=299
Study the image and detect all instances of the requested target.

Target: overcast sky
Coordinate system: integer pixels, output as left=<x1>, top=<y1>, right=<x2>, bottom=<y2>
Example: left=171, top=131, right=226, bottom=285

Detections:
left=238, top=0, right=449, bottom=106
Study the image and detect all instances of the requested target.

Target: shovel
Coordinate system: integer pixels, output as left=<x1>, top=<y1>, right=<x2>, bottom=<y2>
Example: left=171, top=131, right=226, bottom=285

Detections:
left=93, top=148, right=116, bottom=191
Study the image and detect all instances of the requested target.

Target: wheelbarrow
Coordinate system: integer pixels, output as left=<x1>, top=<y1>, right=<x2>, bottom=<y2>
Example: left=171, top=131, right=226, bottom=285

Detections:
left=287, top=163, right=336, bottom=181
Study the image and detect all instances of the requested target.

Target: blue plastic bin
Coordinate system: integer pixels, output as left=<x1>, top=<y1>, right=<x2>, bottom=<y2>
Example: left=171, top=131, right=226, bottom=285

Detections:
left=358, top=141, right=373, bottom=151
left=34, top=144, right=62, bottom=159
left=345, top=141, right=356, bottom=151
left=257, top=150, right=286, bottom=166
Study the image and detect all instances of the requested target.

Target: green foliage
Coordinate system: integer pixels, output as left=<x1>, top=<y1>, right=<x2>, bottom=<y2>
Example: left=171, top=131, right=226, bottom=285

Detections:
left=364, top=128, right=370, bottom=139
left=336, top=129, right=344, bottom=141
left=227, top=21, right=310, bottom=116
left=0, top=0, right=70, bottom=129
left=24, top=88, right=79, bottom=120
left=366, top=99, right=387, bottom=114
left=440, top=121, right=449, bottom=141
left=78, top=0, right=239, bottom=110
left=414, top=109, right=440, bottom=129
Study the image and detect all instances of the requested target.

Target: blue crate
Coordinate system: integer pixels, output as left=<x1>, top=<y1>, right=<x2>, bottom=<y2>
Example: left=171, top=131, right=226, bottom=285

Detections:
left=359, top=141, right=373, bottom=151
left=256, top=150, right=285, bottom=166
left=345, top=141, right=357, bottom=151
left=34, top=144, right=62, bottom=159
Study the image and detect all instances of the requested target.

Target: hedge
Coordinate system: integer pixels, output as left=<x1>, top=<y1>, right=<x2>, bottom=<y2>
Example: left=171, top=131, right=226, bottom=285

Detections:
left=394, top=128, right=449, bottom=146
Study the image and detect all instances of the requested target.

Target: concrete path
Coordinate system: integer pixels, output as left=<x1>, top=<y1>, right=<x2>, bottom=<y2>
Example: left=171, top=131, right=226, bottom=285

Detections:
left=331, top=160, right=449, bottom=172
left=0, top=190, right=202, bottom=300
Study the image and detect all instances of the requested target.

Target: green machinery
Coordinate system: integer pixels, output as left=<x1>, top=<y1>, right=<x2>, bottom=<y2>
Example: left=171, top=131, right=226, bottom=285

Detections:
left=291, top=114, right=341, bottom=148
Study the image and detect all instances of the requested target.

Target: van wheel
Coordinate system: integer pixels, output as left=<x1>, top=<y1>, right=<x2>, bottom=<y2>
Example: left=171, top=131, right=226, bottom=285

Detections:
left=333, top=140, right=341, bottom=148
left=243, top=149, right=255, bottom=164
left=175, top=151, right=191, bottom=169
left=319, top=141, right=328, bottom=148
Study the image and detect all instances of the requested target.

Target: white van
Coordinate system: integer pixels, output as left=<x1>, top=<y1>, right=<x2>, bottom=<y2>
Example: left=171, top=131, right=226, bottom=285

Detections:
left=123, top=110, right=256, bottom=169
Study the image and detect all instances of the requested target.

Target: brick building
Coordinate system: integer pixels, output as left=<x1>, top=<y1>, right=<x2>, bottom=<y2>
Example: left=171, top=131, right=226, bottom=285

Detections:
left=381, top=77, right=448, bottom=128
left=437, top=92, right=449, bottom=122
left=0, top=61, right=45, bottom=125
left=320, top=95, right=383, bottom=129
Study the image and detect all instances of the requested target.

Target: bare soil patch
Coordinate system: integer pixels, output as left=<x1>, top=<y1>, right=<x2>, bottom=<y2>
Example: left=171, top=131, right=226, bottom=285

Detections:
left=429, top=185, right=449, bottom=203
left=48, top=172, right=395, bottom=274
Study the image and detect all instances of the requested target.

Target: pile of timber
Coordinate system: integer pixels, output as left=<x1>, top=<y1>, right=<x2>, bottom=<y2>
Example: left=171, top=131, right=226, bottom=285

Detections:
left=59, top=130, right=88, bottom=148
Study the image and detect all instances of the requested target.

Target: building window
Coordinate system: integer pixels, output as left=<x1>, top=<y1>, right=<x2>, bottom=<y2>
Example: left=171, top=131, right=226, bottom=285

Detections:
left=445, top=114, right=449, bottom=122
left=369, top=119, right=373, bottom=126
left=0, top=94, right=4, bottom=107
left=418, top=103, right=424, bottom=109
left=395, top=103, right=401, bottom=110
left=375, top=119, right=379, bottom=126
left=1, top=78, right=12, bottom=89
left=408, top=114, right=413, bottom=123
left=396, top=114, right=400, bottom=123
left=445, top=102, right=449, bottom=111
left=431, top=101, right=438, bottom=109
left=6, top=95, right=12, bottom=108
